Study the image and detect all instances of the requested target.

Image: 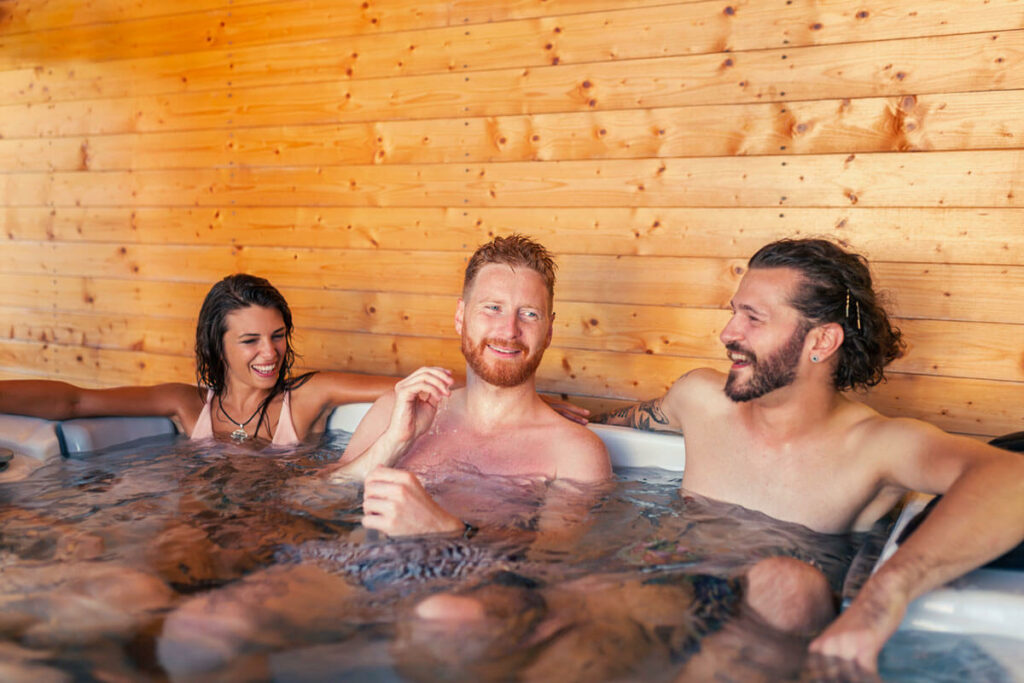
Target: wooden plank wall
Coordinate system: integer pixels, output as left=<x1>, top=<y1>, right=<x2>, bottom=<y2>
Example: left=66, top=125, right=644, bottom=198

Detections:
left=1, top=0, right=1021, bottom=438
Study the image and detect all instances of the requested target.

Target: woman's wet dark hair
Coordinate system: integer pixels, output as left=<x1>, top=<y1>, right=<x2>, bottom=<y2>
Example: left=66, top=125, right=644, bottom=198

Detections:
left=748, top=239, right=905, bottom=392
left=195, top=274, right=314, bottom=435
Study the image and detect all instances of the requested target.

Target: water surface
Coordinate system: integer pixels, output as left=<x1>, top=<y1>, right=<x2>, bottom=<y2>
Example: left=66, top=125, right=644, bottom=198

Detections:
left=0, top=433, right=1012, bottom=681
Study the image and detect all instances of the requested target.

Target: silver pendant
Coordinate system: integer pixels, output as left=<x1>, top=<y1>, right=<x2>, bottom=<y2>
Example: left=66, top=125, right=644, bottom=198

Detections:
left=230, top=428, right=249, bottom=442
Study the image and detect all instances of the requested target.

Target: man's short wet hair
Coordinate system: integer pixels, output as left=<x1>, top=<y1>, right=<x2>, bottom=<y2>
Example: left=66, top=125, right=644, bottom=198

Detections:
left=748, top=238, right=905, bottom=392
left=463, top=234, right=557, bottom=309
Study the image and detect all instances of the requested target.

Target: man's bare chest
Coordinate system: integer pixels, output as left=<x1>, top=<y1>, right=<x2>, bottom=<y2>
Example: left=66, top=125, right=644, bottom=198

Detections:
left=396, top=430, right=558, bottom=478
left=680, top=426, right=879, bottom=532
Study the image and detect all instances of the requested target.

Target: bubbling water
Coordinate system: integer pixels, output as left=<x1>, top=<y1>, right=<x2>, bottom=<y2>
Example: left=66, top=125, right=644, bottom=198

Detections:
left=0, top=434, right=1011, bottom=681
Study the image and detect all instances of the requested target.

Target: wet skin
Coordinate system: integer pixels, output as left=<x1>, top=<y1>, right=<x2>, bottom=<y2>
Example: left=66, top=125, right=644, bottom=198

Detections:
left=597, top=265, right=1024, bottom=671
left=327, top=263, right=610, bottom=536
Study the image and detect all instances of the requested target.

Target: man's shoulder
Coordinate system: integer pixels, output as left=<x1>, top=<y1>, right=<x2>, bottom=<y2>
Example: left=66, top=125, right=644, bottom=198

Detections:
left=544, top=414, right=612, bottom=481
left=675, top=366, right=726, bottom=387
left=845, top=406, right=946, bottom=452
left=664, top=367, right=727, bottom=411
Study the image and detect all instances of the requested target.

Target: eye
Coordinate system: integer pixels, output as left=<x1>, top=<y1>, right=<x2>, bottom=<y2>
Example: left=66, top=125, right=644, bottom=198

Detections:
left=272, top=332, right=286, bottom=340
left=520, top=310, right=540, bottom=321
left=241, top=338, right=257, bottom=344
left=485, top=304, right=501, bottom=312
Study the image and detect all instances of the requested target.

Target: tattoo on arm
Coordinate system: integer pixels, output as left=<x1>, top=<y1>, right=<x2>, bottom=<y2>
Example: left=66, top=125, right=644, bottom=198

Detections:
left=593, top=398, right=673, bottom=432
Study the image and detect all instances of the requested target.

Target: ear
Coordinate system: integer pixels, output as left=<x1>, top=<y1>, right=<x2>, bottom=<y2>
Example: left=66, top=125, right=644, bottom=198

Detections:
left=455, top=298, right=465, bottom=335
left=807, top=322, right=844, bottom=362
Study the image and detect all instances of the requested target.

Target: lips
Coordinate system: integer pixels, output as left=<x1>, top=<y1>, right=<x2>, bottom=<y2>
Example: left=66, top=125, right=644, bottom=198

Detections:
left=484, top=338, right=528, bottom=358
left=251, top=363, right=277, bottom=378
left=725, top=343, right=755, bottom=369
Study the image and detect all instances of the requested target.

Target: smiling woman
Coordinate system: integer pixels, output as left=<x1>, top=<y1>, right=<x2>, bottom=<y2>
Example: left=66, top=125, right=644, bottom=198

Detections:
left=0, top=274, right=398, bottom=445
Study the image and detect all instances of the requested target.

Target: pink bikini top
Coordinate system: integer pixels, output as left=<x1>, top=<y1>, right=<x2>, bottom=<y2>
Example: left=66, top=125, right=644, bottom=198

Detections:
left=190, top=389, right=300, bottom=446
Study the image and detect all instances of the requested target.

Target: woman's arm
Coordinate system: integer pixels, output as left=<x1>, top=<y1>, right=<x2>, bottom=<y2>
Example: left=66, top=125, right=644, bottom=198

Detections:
left=0, top=380, right=199, bottom=422
left=288, top=371, right=399, bottom=438
left=311, top=371, right=400, bottom=407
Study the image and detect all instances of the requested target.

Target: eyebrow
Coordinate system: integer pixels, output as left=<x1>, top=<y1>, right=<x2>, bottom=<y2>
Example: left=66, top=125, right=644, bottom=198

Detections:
left=238, top=327, right=286, bottom=339
left=731, top=301, right=766, bottom=317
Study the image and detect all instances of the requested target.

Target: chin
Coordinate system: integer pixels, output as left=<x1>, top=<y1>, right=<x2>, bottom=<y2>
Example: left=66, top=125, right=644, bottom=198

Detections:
left=250, top=372, right=280, bottom=386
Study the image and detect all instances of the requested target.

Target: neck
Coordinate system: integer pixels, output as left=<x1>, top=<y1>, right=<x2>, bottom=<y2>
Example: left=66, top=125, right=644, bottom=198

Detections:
left=743, top=377, right=841, bottom=442
left=220, top=382, right=274, bottom=414
left=462, top=368, right=542, bottom=432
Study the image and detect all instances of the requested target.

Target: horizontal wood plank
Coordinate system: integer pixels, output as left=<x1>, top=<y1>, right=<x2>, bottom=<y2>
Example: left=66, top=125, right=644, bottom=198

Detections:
left=4, top=206, right=1023, bottom=266
left=0, top=273, right=210, bottom=318
left=3, top=150, right=1022, bottom=209
left=5, top=1, right=1022, bottom=105
left=0, top=338, right=193, bottom=385
left=0, top=0, right=269, bottom=36
left=5, top=89, right=1024, bottom=172
left=0, top=0, right=682, bottom=66
left=3, top=31, right=1022, bottom=138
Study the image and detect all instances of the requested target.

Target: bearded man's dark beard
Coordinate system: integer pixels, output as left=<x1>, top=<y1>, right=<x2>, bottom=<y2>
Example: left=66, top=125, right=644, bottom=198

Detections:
left=724, top=322, right=810, bottom=402
left=461, top=335, right=544, bottom=388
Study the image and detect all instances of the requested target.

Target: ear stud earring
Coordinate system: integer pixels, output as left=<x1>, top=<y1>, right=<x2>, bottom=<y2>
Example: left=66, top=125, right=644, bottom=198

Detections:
left=811, top=355, right=820, bottom=363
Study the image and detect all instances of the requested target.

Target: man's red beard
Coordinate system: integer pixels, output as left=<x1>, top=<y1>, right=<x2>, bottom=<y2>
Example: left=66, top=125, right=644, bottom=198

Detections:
left=461, top=335, right=544, bottom=388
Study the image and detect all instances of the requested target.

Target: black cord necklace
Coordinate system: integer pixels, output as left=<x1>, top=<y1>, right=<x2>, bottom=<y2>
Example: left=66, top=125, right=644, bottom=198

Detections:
left=218, top=396, right=263, bottom=442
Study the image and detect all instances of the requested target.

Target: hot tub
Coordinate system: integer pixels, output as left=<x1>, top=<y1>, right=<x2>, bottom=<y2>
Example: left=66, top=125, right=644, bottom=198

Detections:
left=0, top=405, right=1020, bottom=680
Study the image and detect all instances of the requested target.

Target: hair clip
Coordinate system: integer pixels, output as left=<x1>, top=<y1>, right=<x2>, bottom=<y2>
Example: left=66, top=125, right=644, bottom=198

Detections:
left=846, top=289, right=862, bottom=331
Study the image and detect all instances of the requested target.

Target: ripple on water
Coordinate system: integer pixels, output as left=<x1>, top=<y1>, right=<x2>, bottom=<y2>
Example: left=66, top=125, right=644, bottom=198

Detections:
left=0, top=432, right=1014, bottom=681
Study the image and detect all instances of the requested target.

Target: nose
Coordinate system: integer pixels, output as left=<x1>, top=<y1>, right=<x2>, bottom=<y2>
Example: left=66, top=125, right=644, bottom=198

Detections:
left=498, top=312, right=521, bottom=339
left=719, top=313, right=742, bottom=346
left=258, top=337, right=278, bottom=358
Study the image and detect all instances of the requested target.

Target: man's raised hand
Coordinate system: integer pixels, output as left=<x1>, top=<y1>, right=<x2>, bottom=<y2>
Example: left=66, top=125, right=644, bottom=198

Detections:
left=383, top=366, right=453, bottom=449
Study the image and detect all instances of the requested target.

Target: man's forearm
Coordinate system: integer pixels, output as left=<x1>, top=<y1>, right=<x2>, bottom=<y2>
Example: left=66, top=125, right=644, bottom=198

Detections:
left=592, top=398, right=674, bottom=432
left=812, top=452, right=1024, bottom=670
left=859, top=453, right=1024, bottom=610
left=328, top=433, right=410, bottom=482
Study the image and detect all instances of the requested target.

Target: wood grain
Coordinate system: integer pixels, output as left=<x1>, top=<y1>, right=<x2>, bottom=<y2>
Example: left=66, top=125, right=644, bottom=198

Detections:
left=0, top=0, right=1020, bottom=437
left=5, top=1, right=1021, bottom=105
left=3, top=149, right=1024, bottom=208
left=5, top=89, right=1024, bottom=172
left=4, top=206, right=1023, bottom=265
left=3, top=31, right=1022, bottom=138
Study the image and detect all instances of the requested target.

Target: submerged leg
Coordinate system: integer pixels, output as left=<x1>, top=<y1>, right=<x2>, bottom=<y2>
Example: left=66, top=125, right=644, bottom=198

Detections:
left=157, top=564, right=358, bottom=675
left=396, top=571, right=551, bottom=680
left=743, top=556, right=836, bottom=636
